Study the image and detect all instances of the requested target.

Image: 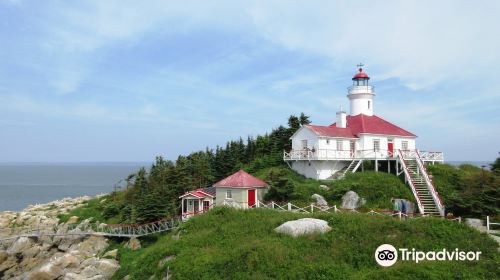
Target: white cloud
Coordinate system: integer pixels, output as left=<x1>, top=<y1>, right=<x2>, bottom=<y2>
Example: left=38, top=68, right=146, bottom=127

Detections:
left=249, top=0, right=500, bottom=89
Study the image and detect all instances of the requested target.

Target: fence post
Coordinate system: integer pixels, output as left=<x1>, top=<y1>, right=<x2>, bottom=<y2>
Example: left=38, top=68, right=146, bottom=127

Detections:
left=334, top=205, right=337, bottom=213
left=256, top=200, right=260, bottom=208
left=398, top=211, right=402, bottom=220
left=310, top=204, right=314, bottom=213
left=487, top=216, right=490, bottom=233
left=458, top=216, right=461, bottom=223
left=271, top=201, right=275, bottom=209
left=288, top=203, right=292, bottom=211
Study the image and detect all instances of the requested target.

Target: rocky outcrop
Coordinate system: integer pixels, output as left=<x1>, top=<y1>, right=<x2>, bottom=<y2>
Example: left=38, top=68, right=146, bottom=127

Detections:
left=341, top=191, right=366, bottom=209
left=311, top=194, right=328, bottom=207
left=0, top=196, right=120, bottom=280
left=275, top=218, right=331, bottom=237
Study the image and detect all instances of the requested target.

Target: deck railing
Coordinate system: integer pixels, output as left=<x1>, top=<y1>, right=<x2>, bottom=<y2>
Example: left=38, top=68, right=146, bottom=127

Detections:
left=284, top=148, right=443, bottom=162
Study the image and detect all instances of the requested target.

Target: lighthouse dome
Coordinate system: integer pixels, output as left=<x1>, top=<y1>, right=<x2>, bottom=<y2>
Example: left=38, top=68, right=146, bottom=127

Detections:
left=352, top=68, right=370, bottom=80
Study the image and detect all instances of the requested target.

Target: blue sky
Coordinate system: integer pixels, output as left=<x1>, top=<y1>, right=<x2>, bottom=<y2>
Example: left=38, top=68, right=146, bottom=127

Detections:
left=0, top=0, right=499, bottom=162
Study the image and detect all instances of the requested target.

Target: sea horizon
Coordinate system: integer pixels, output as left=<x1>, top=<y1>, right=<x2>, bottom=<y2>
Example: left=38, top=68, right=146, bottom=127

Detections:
left=0, top=160, right=494, bottom=212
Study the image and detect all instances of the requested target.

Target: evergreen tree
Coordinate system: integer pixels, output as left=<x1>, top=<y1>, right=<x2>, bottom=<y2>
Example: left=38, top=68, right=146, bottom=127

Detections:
left=264, top=169, right=295, bottom=202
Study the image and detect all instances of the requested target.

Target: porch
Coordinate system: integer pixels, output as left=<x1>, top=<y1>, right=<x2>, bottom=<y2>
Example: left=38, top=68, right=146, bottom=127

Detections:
left=283, top=149, right=444, bottom=163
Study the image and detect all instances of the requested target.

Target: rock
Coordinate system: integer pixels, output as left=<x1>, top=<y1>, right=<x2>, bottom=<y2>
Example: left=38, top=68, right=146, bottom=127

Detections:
left=74, top=236, right=109, bottom=257
left=158, top=255, right=175, bottom=268
left=125, top=237, right=141, bottom=250
left=465, top=218, right=483, bottom=227
left=96, top=259, right=120, bottom=278
left=29, top=261, right=64, bottom=280
left=7, top=236, right=34, bottom=255
left=319, top=185, right=330, bottom=191
left=103, top=249, right=118, bottom=259
left=341, top=191, right=365, bottom=209
left=275, top=218, right=331, bottom=237
left=67, top=216, right=80, bottom=224
left=311, top=194, right=328, bottom=206
left=0, top=250, right=8, bottom=264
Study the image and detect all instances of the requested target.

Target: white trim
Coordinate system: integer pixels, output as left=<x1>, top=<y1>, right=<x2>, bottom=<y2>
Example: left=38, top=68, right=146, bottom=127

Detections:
left=356, top=133, right=417, bottom=138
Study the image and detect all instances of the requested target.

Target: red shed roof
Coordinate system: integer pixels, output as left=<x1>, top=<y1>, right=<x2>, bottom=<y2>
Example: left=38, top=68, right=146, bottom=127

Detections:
left=179, top=187, right=215, bottom=199
left=213, top=170, right=268, bottom=188
left=304, top=114, right=416, bottom=138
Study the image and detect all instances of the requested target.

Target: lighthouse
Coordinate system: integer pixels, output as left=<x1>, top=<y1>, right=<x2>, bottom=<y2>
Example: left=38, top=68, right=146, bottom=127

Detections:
left=347, top=64, right=374, bottom=116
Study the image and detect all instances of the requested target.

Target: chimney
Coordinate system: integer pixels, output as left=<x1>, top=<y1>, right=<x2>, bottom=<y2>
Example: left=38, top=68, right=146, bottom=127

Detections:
left=336, top=109, right=347, bottom=128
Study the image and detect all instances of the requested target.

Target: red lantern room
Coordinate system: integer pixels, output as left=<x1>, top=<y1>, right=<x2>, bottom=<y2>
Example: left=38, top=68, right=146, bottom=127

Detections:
left=352, top=64, right=370, bottom=86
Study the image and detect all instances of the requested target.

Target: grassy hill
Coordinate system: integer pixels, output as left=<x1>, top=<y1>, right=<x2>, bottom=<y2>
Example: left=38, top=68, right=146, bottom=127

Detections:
left=253, top=167, right=415, bottom=210
left=111, top=207, right=499, bottom=280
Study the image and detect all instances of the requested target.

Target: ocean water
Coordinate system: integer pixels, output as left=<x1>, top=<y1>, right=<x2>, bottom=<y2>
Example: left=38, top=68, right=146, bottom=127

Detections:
left=0, top=161, right=493, bottom=212
left=0, top=163, right=146, bottom=212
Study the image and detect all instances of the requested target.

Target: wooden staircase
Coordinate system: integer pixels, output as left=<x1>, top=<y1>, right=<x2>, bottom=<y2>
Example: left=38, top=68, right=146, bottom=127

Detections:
left=397, top=150, right=445, bottom=216
left=339, top=159, right=362, bottom=179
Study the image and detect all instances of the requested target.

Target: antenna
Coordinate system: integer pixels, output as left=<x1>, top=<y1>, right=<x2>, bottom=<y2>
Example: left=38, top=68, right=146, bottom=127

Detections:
left=357, top=63, right=364, bottom=68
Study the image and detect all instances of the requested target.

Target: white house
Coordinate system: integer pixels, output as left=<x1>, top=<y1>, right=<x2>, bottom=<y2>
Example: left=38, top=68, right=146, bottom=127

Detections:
left=284, top=66, right=445, bottom=216
left=179, top=170, right=268, bottom=219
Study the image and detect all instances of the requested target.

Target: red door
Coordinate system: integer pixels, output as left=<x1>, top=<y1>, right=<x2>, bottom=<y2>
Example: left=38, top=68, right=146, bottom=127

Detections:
left=248, top=189, right=256, bottom=207
left=388, top=142, right=394, bottom=157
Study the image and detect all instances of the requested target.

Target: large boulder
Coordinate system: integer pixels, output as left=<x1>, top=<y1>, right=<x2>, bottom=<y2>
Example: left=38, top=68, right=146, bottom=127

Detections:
left=311, top=194, right=328, bottom=207
left=341, top=191, right=366, bottom=209
left=7, top=236, right=34, bottom=255
left=275, top=218, right=331, bottom=237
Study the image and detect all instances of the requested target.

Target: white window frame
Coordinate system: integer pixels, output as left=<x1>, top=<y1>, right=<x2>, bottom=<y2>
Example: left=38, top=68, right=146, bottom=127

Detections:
left=301, top=140, right=308, bottom=149
left=373, top=139, right=380, bottom=152
left=336, top=139, right=343, bottom=151
left=226, top=189, right=232, bottom=199
left=402, top=141, right=409, bottom=151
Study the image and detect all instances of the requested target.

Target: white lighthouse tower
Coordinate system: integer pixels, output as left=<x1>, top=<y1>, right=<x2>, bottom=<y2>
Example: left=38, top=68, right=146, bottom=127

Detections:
left=347, top=64, right=374, bottom=116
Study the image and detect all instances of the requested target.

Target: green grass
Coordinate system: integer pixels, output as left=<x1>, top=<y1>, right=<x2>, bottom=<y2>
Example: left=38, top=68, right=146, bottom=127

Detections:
left=57, top=195, right=121, bottom=224
left=254, top=167, right=414, bottom=210
left=111, top=207, right=499, bottom=279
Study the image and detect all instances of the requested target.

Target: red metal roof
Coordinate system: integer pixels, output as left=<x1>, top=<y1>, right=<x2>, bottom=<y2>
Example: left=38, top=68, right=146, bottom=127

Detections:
left=213, top=170, right=268, bottom=188
left=306, top=114, right=416, bottom=138
left=179, top=188, right=215, bottom=199
left=305, top=124, right=357, bottom=138
left=342, top=114, right=416, bottom=137
left=352, top=68, right=370, bottom=80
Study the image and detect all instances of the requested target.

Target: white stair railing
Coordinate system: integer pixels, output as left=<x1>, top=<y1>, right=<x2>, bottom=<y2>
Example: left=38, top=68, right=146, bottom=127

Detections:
left=415, top=150, right=445, bottom=216
left=396, top=150, right=425, bottom=214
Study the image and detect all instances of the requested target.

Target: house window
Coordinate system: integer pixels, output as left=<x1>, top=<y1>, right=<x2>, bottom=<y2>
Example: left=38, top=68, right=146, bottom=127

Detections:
left=336, top=140, right=343, bottom=150
left=326, top=139, right=330, bottom=145
left=350, top=141, right=355, bottom=152
left=189, top=200, right=193, bottom=206
left=301, top=140, right=308, bottom=149
left=368, top=101, right=371, bottom=109
left=402, top=141, right=409, bottom=150
left=373, top=139, right=380, bottom=152
left=226, top=190, right=232, bottom=199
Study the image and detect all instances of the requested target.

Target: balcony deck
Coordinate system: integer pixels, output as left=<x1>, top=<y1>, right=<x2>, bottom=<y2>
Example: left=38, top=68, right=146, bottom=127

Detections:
left=283, top=149, right=444, bottom=162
